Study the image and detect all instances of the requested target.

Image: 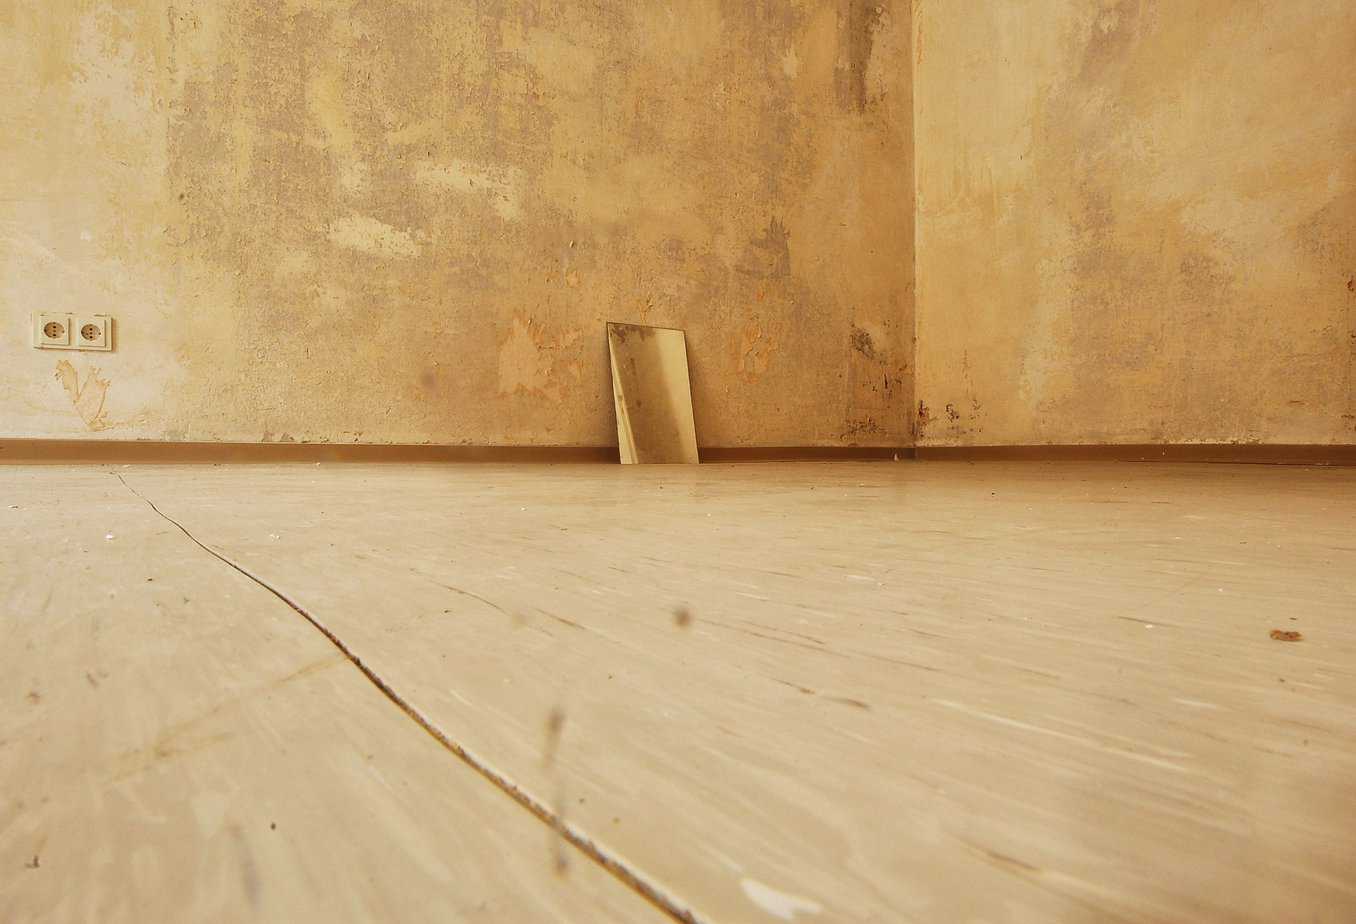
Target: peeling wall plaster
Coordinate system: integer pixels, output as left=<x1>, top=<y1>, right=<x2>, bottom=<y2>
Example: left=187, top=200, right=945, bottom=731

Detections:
left=0, top=1, right=914, bottom=447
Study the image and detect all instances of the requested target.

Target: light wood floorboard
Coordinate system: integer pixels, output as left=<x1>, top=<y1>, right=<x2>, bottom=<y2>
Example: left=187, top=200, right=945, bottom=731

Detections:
left=0, top=467, right=669, bottom=923
left=7, top=461, right=1355, bottom=922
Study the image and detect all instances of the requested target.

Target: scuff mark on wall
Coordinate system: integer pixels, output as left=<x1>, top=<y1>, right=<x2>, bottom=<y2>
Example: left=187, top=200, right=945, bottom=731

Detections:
left=54, top=360, right=111, bottom=431
left=841, top=416, right=883, bottom=440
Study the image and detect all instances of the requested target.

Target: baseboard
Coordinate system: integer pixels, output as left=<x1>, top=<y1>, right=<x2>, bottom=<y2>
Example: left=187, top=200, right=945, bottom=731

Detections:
left=915, top=444, right=1356, bottom=465
left=700, top=446, right=912, bottom=462
left=4, top=439, right=1350, bottom=466
left=0, top=439, right=913, bottom=465
left=0, top=440, right=617, bottom=464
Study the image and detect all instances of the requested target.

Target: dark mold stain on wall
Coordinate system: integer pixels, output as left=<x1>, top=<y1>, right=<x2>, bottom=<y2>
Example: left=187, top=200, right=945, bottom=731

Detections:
left=850, top=326, right=878, bottom=361
left=736, top=218, right=793, bottom=280
left=839, top=0, right=884, bottom=113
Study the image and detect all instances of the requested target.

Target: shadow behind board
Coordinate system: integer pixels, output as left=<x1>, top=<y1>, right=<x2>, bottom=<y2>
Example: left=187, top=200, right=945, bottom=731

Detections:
left=607, top=323, right=700, bottom=465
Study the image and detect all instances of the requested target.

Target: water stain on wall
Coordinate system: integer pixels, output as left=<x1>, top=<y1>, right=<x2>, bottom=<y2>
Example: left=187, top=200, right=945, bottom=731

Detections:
left=1, top=0, right=915, bottom=447
left=54, top=361, right=111, bottom=431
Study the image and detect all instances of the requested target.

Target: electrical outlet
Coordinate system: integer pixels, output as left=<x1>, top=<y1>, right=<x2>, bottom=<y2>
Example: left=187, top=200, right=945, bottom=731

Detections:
left=32, top=312, right=113, bottom=350
left=33, top=312, right=72, bottom=349
left=73, top=314, right=112, bottom=351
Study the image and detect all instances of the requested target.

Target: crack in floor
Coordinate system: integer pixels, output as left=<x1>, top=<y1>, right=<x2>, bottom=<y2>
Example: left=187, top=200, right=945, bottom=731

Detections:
left=113, top=472, right=700, bottom=924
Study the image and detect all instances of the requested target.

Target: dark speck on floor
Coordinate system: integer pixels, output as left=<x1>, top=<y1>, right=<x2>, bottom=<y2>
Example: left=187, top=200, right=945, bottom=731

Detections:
left=543, top=707, right=566, bottom=767
left=828, top=697, right=872, bottom=711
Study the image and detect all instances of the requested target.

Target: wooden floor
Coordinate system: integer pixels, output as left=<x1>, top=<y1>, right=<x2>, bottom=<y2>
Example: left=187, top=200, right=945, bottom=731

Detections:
left=2, top=461, right=1353, bottom=923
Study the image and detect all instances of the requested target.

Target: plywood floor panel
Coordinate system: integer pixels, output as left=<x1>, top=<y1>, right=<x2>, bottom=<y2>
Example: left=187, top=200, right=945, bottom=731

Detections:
left=106, top=461, right=1356, bottom=923
left=0, top=467, right=669, bottom=923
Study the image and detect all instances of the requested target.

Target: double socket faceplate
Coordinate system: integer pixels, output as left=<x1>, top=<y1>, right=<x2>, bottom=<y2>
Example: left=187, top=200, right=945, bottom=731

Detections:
left=33, top=313, right=113, bottom=351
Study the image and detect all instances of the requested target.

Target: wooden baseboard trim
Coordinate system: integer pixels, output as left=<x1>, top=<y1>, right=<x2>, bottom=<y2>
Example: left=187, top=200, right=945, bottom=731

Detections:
left=0, top=440, right=914, bottom=465
left=915, top=444, right=1356, bottom=466
left=5, top=440, right=1350, bottom=466
left=700, top=447, right=912, bottom=463
left=0, top=440, right=618, bottom=464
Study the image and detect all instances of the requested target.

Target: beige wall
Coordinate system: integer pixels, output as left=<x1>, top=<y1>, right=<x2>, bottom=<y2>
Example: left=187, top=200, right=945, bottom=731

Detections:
left=11, top=2, right=1353, bottom=451
left=914, top=0, right=1356, bottom=446
left=1, top=1, right=914, bottom=447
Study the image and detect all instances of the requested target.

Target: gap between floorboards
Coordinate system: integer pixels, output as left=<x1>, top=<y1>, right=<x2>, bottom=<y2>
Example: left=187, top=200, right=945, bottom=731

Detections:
left=111, top=471, right=701, bottom=924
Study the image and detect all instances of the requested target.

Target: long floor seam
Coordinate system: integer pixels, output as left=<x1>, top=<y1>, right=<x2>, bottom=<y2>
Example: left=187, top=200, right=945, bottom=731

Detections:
left=112, top=472, right=702, bottom=924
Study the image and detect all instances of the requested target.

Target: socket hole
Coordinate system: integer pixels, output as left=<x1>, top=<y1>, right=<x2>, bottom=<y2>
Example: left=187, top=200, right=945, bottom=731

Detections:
left=43, top=321, right=66, bottom=339
left=80, top=323, right=101, bottom=342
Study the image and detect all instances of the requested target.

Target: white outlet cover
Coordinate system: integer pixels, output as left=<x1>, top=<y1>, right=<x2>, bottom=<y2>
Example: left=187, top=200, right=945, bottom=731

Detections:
left=74, top=315, right=113, bottom=351
left=33, top=312, right=72, bottom=348
left=33, top=313, right=113, bottom=350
